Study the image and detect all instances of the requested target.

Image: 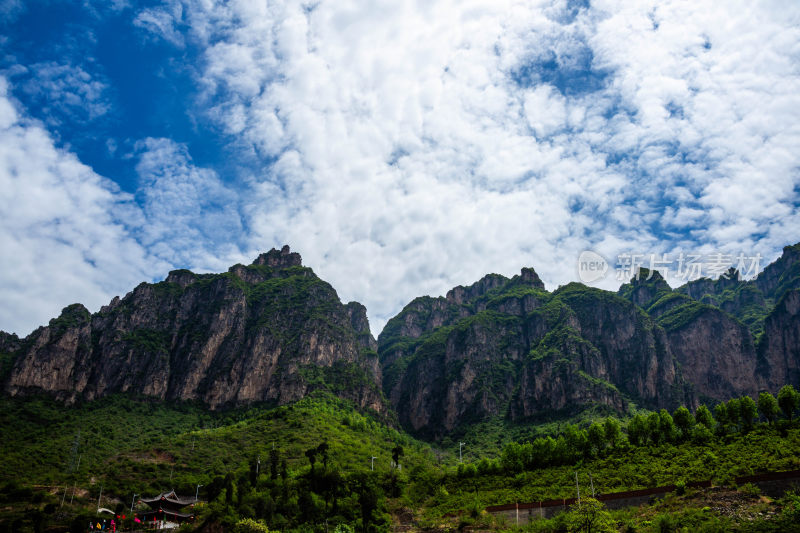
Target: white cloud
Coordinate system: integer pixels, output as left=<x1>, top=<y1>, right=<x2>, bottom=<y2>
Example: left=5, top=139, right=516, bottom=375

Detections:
left=133, top=4, right=186, bottom=47
left=133, top=137, right=247, bottom=272
left=17, top=62, right=111, bottom=125
left=132, top=0, right=800, bottom=333
left=5, top=0, right=799, bottom=337
left=524, top=84, right=568, bottom=138
left=0, top=77, right=165, bottom=336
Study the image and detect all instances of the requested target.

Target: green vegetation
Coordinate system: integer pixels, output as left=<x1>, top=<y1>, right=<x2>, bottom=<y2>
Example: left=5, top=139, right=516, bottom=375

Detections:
left=122, top=328, right=171, bottom=354
left=0, top=351, right=16, bottom=381
left=2, top=384, right=800, bottom=532
left=47, top=303, right=90, bottom=337
left=0, top=391, right=431, bottom=532
left=656, top=300, right=719, bottom=332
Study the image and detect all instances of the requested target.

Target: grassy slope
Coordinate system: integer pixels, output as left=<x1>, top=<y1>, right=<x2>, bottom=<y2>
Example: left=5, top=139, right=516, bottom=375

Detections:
left=1, top=393, right=800, bottom=532
left=431, top=425, right=800, bottom=512
left=0, top=393, right=428, bottom=498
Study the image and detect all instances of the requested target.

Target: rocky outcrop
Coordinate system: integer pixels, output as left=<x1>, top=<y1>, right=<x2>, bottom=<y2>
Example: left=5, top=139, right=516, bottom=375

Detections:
left=379, top=273, right=687, bottom=438
left=618, top=271, right=762, bottom=403
left=4, top=241, right=800, bottom=440
left=624, top=244, right=800, bottom=399
left=660, top=304, right=759, bottom=402
left=0, top=331, right=20, bottom=355
left=4, top=247, right=385, bottom=413
left=382, top=244, right=800, bottom=438
left=758, top=289, right=800, bottom=391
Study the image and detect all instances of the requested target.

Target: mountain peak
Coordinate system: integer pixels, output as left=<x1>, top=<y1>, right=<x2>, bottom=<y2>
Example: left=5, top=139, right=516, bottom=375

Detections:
left=445, top=273, right=508, bottom=304
left=519, top=267, right=545, bottom=290
left=252, top=245, right=302, bottom=268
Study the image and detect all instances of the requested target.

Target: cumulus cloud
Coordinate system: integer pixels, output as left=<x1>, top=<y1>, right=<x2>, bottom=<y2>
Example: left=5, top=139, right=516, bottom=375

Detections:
left=0, top=77, right=165, bottom=336
left=4, top=0, right=797, bottom=336
left=133, top=137, right=247, bottom=271
left=15, top=62, right=112, bottom=126
left=125, top=0, right=800, bottom=332
left=133, top=3, right=186, bottom=47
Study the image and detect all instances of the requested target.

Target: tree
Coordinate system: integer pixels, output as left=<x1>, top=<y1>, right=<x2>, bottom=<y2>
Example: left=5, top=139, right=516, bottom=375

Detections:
left=658, top=409, right=676, bottom=443
left=587, top=422, right=606, bottom=456
left=714, top=403, right=728, bottom=434
left=672, top=406, right=694, bottom=441
left=740, top=396, right=758, bottom=431
left=603, top=417, right=621, bottom=448
left=305, top=447, right=318, bottom=471
left=233, top=518, right=271, bottom=533
left=391, top=445, right=404, bottom=468
left=758, top=392, right=779, bottom=424
left=627, top=414, right=648, bottom=446
left=356, top=475, right=381, bottom=533
left=565, top=498, right=616, bottom=533
left=646, top=412, right=661, bottom=444
left=778, top=385, right=799, bottom=422
left=726, top=398, right=742, bottom=432
left=269, top=448, right=279, bottom=480
left=316, top=441, right=330, bottom=468
left=695, top=405, right=714, bottom=430
left=563, top=424, right=589, bottom=460
left=501, top=442, right=524, bottom=472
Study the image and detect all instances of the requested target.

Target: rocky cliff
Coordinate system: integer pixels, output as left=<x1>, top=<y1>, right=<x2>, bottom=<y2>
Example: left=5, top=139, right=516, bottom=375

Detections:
left=4, top=242, right=800, bottom=440
left=378, top=271, right=687, bottom=438
left=3, top=246, right=385, bottom=412
left=379, top=244, right=800, bottom=438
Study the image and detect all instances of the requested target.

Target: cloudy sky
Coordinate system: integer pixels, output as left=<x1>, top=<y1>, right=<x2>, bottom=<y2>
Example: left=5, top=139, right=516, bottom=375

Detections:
left=1, top=0, right=799, bottom=336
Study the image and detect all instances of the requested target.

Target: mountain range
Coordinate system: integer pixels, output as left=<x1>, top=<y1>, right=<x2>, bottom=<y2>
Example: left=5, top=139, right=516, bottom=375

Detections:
left=2, top=243, right=799, bottom=440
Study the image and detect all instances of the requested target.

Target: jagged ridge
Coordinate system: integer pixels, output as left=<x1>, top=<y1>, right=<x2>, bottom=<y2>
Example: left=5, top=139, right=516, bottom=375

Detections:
left=378, top=245, right=800, bottom=439
left=3, top=246, right=385, bottom=413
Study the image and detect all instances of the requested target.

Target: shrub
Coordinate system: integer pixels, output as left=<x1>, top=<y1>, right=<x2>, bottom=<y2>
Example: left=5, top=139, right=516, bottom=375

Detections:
left=232, top=517, right=271, bottom=533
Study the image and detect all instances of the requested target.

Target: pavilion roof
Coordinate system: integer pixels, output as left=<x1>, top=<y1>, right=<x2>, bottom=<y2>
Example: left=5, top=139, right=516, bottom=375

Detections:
left=140, top=490, right=195, bottom=508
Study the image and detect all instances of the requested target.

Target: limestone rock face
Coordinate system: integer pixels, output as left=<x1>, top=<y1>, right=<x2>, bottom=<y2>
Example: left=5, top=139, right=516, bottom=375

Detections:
left=380, top=244, right=800, bottom=438
left=4, top=241, right=800, bottom=441
left=4, top=247, right=384, bottom=413
left=379, top=270, right=686, bottom=439
left=759, top=289, right=800, bottom=391
left=663, top=306, right=759, bottom=402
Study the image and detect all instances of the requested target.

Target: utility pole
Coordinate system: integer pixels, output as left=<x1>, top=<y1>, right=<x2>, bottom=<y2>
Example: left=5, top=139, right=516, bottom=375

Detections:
left=575, top=472, right=580, bottom=506
left=195, top=484, right=202, bottom=502
left=97, top=485, right=103, bottom=512
left=130, top=493, right=138, bottom=514
left=459, top=442, right=465, bottom=463
left=370, top=457, right=376, bottom=471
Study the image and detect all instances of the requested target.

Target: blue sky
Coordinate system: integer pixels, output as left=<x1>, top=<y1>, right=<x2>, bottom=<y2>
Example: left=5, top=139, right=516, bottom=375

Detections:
left=1, top=0, right=799, bottom=336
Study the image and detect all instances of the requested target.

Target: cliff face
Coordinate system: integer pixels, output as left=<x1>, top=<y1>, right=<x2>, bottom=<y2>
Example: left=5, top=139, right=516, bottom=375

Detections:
left=4, top=242, right=800, bottom=439
left=619, top=271, right=761, bottom=403
left=4, top=246, right=385, bottom=412
left=379, top=272, right=686, bottom=439
left=759, top=289, right=800, bottom=391
left=380, top=244, right=800, bottom=438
